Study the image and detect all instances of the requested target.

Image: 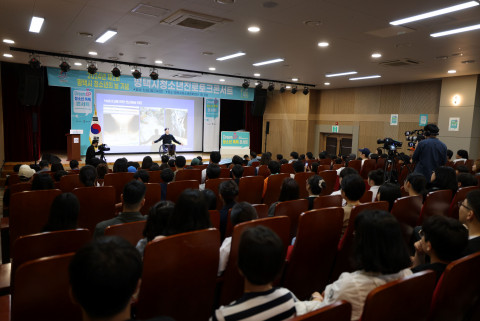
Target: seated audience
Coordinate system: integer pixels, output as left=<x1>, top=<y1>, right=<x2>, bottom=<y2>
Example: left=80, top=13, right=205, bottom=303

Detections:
left=262, top=160, right=281, bottom=197
left=341, top=174, right=365, bottom=234
left=127, top=166, right=137, bottom=173
left=212, top=226, right=297, bottom=320
left=190, top=157, right=201, bottom=166
left=411, top=215, right=468, bottom=282
left=455, top=165, right=470, bottom=174
left=453, top=149, right=468, bottom=163
left=230, top=155, right=243, bottom=167
left=306, top=152, right=314, bottom=161
left=257, top=153, right=272, bottom=171
left=429, top=166, right=458, bottom=195
left=358, top=147, right=370, bottom=167
left=50, top=162, right=65, bottom=173
left=167, top=159, right=175, bottom=168
left=141, top=156, right=153, bottom=170
left=309, top=162, right=319, bottom=174
left=38, top=160, right=50, bottom=172
left=70, top=159, right=80, bottom=171
left=268, top=177, right=300, bottom=216
left=404, top=173, right=427, bottom=198
left=95, top=163, right=109, bottom=186
left=94, top=180, right=146, bottom=238
left=219, top=180, right=239, bottom=239
left=247, top=151, right=258, bottom=166
left=31, top=172, right=54, bottom=190
left=289, top=151, right=299, bottom=164
left=457, top=172, right=478, bottom=188
left=159, top=155, right=170, bottom=170
left=276, top=154, right=283, bottom=162
left=332, top=167, right=359, bottom=200
left=280, top=158, right=288, bottom=165
left=127, top=161, right=140, bottom=170
left=218, top=202, right=258, bottom=276
left=291, top=161, right=305, bottom=178
left=69, top=237, right=174, bottom=321
left=459, top=190, right=480, bottom=255
left=231, top=164, right=244, bottom=185
left=42, top=192, right=80, bottom=232
left=377, top=183, right=402, bottom=211
left=134, top=169, right=150, bottom=183
left=174, top=156, right=186, bottom=177
left=200, top=164, right=221, bottom=190
left=299, top=154, right=306, bottom=161
left=166, top=189, right=211, bottom=236
left=113, top=158, right=128, bottom=172
left=18, top=164, right=35, bottom=181
left=202, top=151, right=221, bottom=183
left=306, top=175, right=326, bottom=210
left=136, top=201, right=174, bottom=256
left=202, top=189, right=217, bottom=211
left=150, top=163, right=161, bottom=171
left=472, top=159, right=480, bottom=176
left=160, top=168, right=175, bottom=200
left=54, top=170, right=68, bottom=182
left=367, top=169, right=384, bottom=202
left=79, top=165, right=97, bottom=187
left=446, top=149, right=453, bottom=162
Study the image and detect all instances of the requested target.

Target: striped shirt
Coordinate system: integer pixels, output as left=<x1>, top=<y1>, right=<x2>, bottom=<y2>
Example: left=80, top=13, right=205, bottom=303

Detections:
left=211, top=287, right=297, bottom=321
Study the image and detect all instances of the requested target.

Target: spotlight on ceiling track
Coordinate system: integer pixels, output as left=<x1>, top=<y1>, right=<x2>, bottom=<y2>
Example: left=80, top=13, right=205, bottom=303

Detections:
left=242, top=79, right=250, bottom=88
left=132, top=68, right=142, bottom=79
left=267, top=82, right=275, bottom=91
left=59, top=60, right=70, bottom=72
left=150, top=69, right=159, bottom=80
left=291, top=86, right=298, bottom=94
left=279, top=84, right=286, bottom=93
left=111, top=65, right=121, bottom=77
left=29, top=57, right=41, bottom=69
left=87, top=63, right=97, bottom=75
left=303, top=87, right=309, bottom=95
left=255, top=81, right=263, bottom=89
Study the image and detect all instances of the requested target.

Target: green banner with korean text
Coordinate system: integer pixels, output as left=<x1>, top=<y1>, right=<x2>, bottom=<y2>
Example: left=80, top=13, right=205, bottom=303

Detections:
left=221, top=131, right=250, bottom=148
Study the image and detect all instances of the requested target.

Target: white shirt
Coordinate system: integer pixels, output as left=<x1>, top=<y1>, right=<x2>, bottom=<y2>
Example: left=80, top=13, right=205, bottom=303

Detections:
left=369, top=185, right=380, bottom=202
left=453, top=158, right=466, bottom=164
left=330, top=190, right=347, bottom=206
left=218, top=237, right=231, bottom=276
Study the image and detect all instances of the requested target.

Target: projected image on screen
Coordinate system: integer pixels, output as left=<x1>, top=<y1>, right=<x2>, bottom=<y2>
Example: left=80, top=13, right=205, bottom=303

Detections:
left=139, top=107, right=165, bottom=149
left=103, top=105, right=140, bottom=146
left=166, top=108, right=187, bottom=141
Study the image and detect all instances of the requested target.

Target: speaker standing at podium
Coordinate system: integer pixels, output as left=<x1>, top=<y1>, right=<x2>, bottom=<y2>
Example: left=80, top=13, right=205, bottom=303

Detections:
left=152, top=128, right=182, bottom=156
left=86, top=139, right=102, bottom=166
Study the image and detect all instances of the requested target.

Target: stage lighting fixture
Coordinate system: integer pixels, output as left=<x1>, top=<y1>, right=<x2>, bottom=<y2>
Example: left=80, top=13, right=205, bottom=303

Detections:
left=87, top=63, right=97, bottom=75
left=132, top=68, right=142, bottom=79
left=267, top=82, right=275, bottom=91
left=242, top=79, right=250, bottom=88
left=29, top=57, right=41, bottom=69
left=279, top=84, right=286, bottom=93
left=59, top=61, right=70, bottom=72
left=303, top=87, right=309, bottom=95
left=150, top=70, right=159, bottom=80
left=291, top=86, right=298, bottom=94
left=111, top=66, right=121, bottom=77
left=255, top=81, right=263, bottom=89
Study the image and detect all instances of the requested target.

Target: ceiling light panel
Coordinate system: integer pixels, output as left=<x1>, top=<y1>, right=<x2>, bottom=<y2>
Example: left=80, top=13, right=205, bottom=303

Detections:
left=216, top=52, right=245, bottom=61
left=29, top=16, right=44, bottom=33
left=326, top=71, right=357, bottom=77
left=3, top=39, right=14, bottom=44
left=252, top=58, right=284, bottom=66
left=96, top=30, right=117, bottom=43
left=430, top=23, right=480, bottom=37
left=349, top=75, right=381, bottom=80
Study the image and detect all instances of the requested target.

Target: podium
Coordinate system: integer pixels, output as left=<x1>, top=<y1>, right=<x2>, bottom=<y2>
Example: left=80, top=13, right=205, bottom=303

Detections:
left=66, top=134, right=81, bottom=161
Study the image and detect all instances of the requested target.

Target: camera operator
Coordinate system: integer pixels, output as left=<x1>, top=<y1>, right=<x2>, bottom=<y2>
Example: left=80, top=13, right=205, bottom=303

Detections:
left=86, top=139, right=103, bottom=166
left=412, top=124, right=447, bottom=182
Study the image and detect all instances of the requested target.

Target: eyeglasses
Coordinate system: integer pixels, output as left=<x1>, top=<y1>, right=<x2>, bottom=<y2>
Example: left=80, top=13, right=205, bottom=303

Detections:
left=458, top=201, right=472, bottom=211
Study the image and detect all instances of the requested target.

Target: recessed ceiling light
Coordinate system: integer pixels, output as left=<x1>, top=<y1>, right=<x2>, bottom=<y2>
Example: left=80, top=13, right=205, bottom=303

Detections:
left=326, top=71, right=357, bottom=77
left=219, top=79, right=225, bottom=82
left=318, top=42, right=329, bottom=47
left=254, top=73, right=260, bottom=77
left=155, top=60, right=163, bottom=64
left=78, top=32, right=93, bottom=38
left=96, top=30, right=117, bottom=43
left=286, top=85, right=292, bottom=89
left=74, top=62, right=82, bottom=66
left=135, top=41, right=149, bottom=46
left=248, top=26, right=260, bottom=32
left=292, top=78, right=298, bottom=81
left=324, top=82, right=330, bottom=86
left=88, top=51, right=98, bottom=56
left=349, top=75, right=381, bottom=81
left=390, top=1, right=479, bottom=25
left=430, top=23, right=480, bottom=37
left=209, top=67, right=216, bottom=71
left=3, top=39, right=14, bottom=44
left=3, top=53, right=13, bottom=58
left=371, top=53, right=382, bottom=58
left=216, top=52, right=246, bottom=61
left=448, top=70, right=457, bottom=74
left=29, top=16, right=44, bottom=33
left=253, top=58, right=284, bottom=66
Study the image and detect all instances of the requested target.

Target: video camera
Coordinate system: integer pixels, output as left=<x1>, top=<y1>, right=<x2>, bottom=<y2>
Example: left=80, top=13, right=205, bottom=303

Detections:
left=98, top=143, right=110, bottom=152
left=405, top=130, right=425, bottom=147
left=377, top=138, right=402, bottom=152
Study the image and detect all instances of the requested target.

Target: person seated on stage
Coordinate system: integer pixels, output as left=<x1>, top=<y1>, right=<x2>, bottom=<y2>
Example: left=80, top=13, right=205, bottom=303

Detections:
left=460, top=190, right=480, bottom=256
left=411, top=215, right=468, bottom=283
left=141, top=156, right=153, bottom=170
left=152, top=128, right=182, bottom=154
left=42, top=193, right=80, bottom=232
left=94, top=180, right=146, bottom=238
left=219, top=180, right=239, bottom=240
left=113, top=157, right=128, bottom=173
left=457, top=172, right=478, bottom=188
left=95, top=163, right=109, bottom=186
left=231, top=164, right=244, bottom=185
left=288, top=151, right=299, bottom=164
left=160, top=168, right=175, bottom=201
left=174, top=156, right=186, bottom=178
left=377, top=182, right=402, bottom=212
left=262, top=160, right=281, bottom=198
left=212, top=226, right=297, bottom=321
left=136, top=201, right=174, bottom=256
left=290, top=160, right=305, bottom=178
left=134, top=169, right=150, bottom=184
left=69, top=236, right=174, bottom=321
left=159, top=155, right=170, bottom=170
left=85, top=139, right=103, bottom=167
left=306, top=175, right=326, bottom=210
left=31, top=173, right=54, bottom=191
left=341, top=174, right=365, bottom=235
left=69, top=159, right=79, bottom=171
left=268, top=177, right=299, bottom=217
left=166, top=189, right=211, bottom=236
left=79, top=165, right=97, bottom=187
left=202, top=151, right=221, bottom=183
left=38, top=160, right=50, bottom=173
left=453, top=149, right=468, bottom=164
left=404, top=172, right=427, bottom=198
left=54, top=170, right=68, bottom=182
left=367, top=169, right=384, bottom=202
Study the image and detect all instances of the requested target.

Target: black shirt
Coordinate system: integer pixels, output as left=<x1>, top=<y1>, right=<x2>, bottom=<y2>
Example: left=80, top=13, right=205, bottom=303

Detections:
left=154, top=134, right=181, bottom=145
left=85, top=145, right=102, bottom=165
left=411, top=262, right=447, bottom=283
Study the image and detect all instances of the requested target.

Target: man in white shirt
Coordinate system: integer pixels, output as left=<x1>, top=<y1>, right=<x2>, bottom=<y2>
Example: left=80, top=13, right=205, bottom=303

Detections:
left=358, top=148, right=370, bottom=168
left=367, top=169, right=384, bottom=202
left=453, top=149, right=469, bottom=164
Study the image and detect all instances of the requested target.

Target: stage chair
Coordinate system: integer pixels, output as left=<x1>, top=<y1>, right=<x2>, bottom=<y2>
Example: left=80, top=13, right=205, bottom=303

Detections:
left=148, top=170, right=163, bottom=183
left=418, top=190, right=452, bottom=224
left=291, top=301, right=351, bottom=321
left=252, top=203, right=268, bottom=218
left=205, top=178, right=231, bottom=210
left=347, top=160, right=362, bottom=172
left=104, top=172, right=135, bottom=203
left=282, top=208, right=344, bottom=300
left=448, top=186, right=478, bottom=219
left=313, top=194, right=342, bottom=209
left=237, top=176, right=264, bottom=204
left=136, top=229, right=219, bottom=321
left=428, top=252, right=480, bottom=321
left=263, top=173, right=289, bottom=207
left=165, top=180, right=199, bottom=203
left=175, top=169, right=201, bottom=182
left=104, top=221, right=146, bottom=246
left=72, top=186, right=116, bottom=236
left=140, top=183, right=162, bottom=215
left=272, top=199, right=309, bottom=239
left=359, top=159, right=376, bottom=179
left=59, top=173, right=81, bottom=192
left=242, top=166, right=255, bottom=176
left=360, top=270, right=436, bottom=321
left=294, top=172, right=315, bottom=199
left=318, top=170, right=337, bottom=195
left=257, top=165, right=271, bottom=178
left=281, top=163, right=295, bottom=174
left=390, top=195, right=423, bottom=248
left=219, top=217, right=290, bottom=306
left=209, top=210, right=220, bottom=230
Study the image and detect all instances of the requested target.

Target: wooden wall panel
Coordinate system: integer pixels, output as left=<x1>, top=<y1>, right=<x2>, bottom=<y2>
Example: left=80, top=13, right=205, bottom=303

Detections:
left=379, top=85, right=402, bottom=114
left=400, top=81, right=441, bottom=114
left=354, top=86, right=381, bottom=114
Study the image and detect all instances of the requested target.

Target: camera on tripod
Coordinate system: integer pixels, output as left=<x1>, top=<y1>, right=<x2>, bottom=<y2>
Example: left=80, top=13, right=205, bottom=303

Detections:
left=98, top=143, right=110, bottom=152
left=405, top=129, right=425, bottom=147
left=377, top=138, right=402, bottom=152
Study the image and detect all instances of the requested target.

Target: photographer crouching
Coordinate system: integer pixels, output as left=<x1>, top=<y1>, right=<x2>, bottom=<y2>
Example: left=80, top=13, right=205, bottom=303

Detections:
left=412, top=124, right=447, bottom=182
left=86, top=139, right=110, bottom=166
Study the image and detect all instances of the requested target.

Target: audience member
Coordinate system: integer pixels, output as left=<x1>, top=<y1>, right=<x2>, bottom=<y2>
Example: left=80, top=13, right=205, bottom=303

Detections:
left=258, top=153, right=271, bottom=167
left=219, top=180, right=239, bottom=239
left=306, top=175, right=326, bottom=210
left=200, top=164, right=221, bottom=190
left=358, top=148, right=370, bottom=167
left=174, top=156, right=186, bottom=177
left=404, top=173, right=427, bottom=198
left=377, top=183, right=402, bottom=211
left=268, top=177, right=300, bottom=216
left=306, top=152, right=314, bottom=161
left=54, top=170, right=68, bottom=182
left=113, top=157, right=128, bottom=172
left=446, top=149, right=453, bottom=162
left=18, top=164, right=35, bottom=181
left=341, top=174, right=365, bottom=234
left=94, top=180, right=146, bottom=238
left=166, top=189, right=211, bottom=236
left=367, top=169, right=384, bottom=202
left=318, top=151, right=328, bottom=159
left=150, top=163, right=161, bottom=171
left=160, top=168, right=175, bottom=200
left=291, top=161, right=304, bottom=178
left=472, top=159, right=480, bottom=175
left=231, top=164, right=244, bottom=185
left=202, top=151, right=221, bottom=183
left=202, top=189, right=217, bottom=210
left=134, top=169, right=150, bottom=183
left=457, top=173, right=478, bottom=188
left=136, top=201, right=174, bottom=256
left=429, top=166, right=458, bottom=195
left=159, top=155, right=170, bottom=170
left=79, top=165, right=97, bottom=187
left=276, top=154, right=283, bottom=162
left=289, top=151, right=299, bottom=164
left=262, top=160, right=281, bottom=197
left=31, top=172, right=54, bottom=190
left=127, top=166, right=137, bottom=173
left=460, top=190, right=480, bottom=255
left=141, top=156, right=153, bottom=170
left=127, top=161, right=140, bottom=170
left=455, top=165, right=469, bottom=174
left=231, top=155, right=243, bottom=167
left=42, top=192, right=80, bottom=232
left=191, top=157, right=200, bottom=166
left=38, top=160, right=50, bottom=172
left=50, top=162, right=65, bottom=173
left=96, top=163, right=109, bottom=186
left=167, top=159, right=175, bottom=168
left=331, top=167, right=358, bottom=199
left=70, top=159, right=80, bottom=171
left=453, top=149, right=468, bottom=163
left=242, top=154, right=249, bottom=165
left=247, top=151, right=258, bottom=166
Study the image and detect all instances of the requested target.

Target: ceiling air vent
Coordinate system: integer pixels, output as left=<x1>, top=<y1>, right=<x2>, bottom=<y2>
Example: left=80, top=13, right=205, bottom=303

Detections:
left=131, top=4, right=170, bottom=18
left=160, top=9, right=231, bottom=30
left=379, top=58, right=421, bottom=67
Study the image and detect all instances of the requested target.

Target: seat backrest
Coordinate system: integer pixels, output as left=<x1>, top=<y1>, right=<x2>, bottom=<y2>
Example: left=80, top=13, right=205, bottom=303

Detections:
left=12, top=253, right=82, bottom=321
left=59, top=174, right=82, bottom=192
left=317, top=159, right=331, bottom=166
left=291, top=301, right=352, bottom=321
left=193, top=164, right=208, bottom=170
left=257, top=165, right=271, bottom=178
left=314, top=194, right=342, bottom=209
left=209, top=210, right=220, bottom=230
left=73, top=186, right=116, bottom=236
left=281, top=163, right=295, bottom=174
left=237, top=176, right=264, bottom=204
left=361, top=270, right=436, bottom=321
left=7, top=173, right=21, bottom=186
left=419, top=190, right=453, bottom=224
left=8, top=182, right=32, bottom=195
left=360, top=190, right=373, bottom=203
left=175, top=169, right=201, bottom=182
left=205, top=178, right=232, bottom=210
left=263, top=173, right=290, bottom=207
left=391, top=195, right=423, bottom=247
left=219, top=168, right=231, bottom=178
left=360, top=159, right=376, bottom=179
left=347, top=160, right=362, bottom=172
left=140, top=183, right=162, bottom=215
left=242, top=166, right=255, bottom=176
left=273, top=199, right=309, bottom=239
left=318, top=170, right=337, bottom=195
left=295, top=172, right=315, bottom=199
left=104, top=221, right=146, bottom=246
left=317, top=164, right=331, bottom=172
left=453, top=160, right=466, bottom=169
left=9, top=189, right=62, bottom=250
left=137, top=229, right=220, bottom=321
left=148, top=170, right=163, bottom=183
left=283, top=208, right=344, bottom=300
left=376, top=158, right=386, bottom=170
left=465, top=159, right=474, bottom=172
left=428, top=252, right=480, bottom=321
left=448, top=186, right=478, bottom=219
left=252, top=203, right=268, bottom=218
left=104, top=172, right=135, bottom=203
left=219, top=216, right=290, bottom=306
left=165, top=180, right=199, bottom=203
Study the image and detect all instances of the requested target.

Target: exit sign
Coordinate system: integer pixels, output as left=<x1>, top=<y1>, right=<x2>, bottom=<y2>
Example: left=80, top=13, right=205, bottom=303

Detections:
left=332, top=125, right=339, bottom=133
